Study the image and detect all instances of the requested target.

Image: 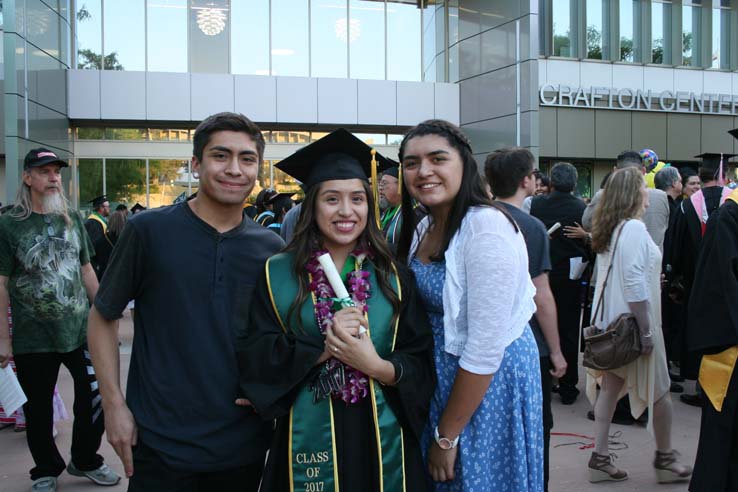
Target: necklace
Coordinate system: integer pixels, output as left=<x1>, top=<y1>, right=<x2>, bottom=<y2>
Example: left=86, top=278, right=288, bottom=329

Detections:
left=305, top=247, right=372, bottom=404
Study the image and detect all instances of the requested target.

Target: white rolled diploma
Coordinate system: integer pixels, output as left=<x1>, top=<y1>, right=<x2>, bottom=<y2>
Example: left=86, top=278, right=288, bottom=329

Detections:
left=317, top=253, right=367, bottom=334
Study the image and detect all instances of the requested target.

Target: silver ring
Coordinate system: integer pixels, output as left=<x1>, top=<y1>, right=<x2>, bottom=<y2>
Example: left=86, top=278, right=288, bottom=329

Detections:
left=332, top=346, right=339, bottom=353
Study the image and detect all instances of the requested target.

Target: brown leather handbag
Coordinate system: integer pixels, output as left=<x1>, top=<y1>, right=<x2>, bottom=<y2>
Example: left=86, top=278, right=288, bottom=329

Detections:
left=582, top=223, right=642, bottom=371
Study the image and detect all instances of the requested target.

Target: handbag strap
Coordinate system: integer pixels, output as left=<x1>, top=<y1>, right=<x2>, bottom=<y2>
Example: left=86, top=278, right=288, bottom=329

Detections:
left=591, top=221, right=628, bottom=325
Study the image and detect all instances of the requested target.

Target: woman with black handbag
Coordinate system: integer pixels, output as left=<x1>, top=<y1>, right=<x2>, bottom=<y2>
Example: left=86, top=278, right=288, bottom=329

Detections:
left=586, top=167, right=692, bottom=484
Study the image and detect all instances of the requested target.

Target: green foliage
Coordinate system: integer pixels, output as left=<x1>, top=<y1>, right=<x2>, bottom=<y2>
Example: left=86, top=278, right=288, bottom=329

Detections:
left=586, top=25, right=602, bottom=59
left=77, top=49, right=124, bottom=70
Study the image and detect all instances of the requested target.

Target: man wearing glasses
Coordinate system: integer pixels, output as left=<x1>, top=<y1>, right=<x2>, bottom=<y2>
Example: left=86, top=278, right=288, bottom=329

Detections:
left=0, top=149, right=120, bottom=492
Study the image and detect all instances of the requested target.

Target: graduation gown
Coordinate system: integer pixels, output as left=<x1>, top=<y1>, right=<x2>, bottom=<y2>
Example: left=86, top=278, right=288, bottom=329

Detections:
left=84, top=214, right=106, bottom=279
left=669, top=186, right=727, bottom=378
left=238, top=259, right=435, bottom=492
left=687, top=198, right=738, bottom=492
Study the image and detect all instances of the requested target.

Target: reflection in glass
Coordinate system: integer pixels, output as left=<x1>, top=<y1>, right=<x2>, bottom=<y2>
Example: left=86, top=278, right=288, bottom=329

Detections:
left=312, top=0, right=348, bottom=78
left=387, top=0, right=421, bottom=81
left=105, top=128, right=148, bottom=140
left=149, top=129, right=190, bottom=141
left=190, top=0, right=229, bottom=73
left=349, top=0, right=385, bottom=80
left=147, top=0, right=187, bottom=72
left=422, top=4, right=436, bottom=71
left=76, top=0, right=102, bottom=69
left=552, top=0, right=575, bottom=57
left=354, top=133, right=386, bottom=145
left=26, top=1, right=62, bottom=62
left=682, top=2, right=701, bottom=66
left=231, top=0, right=269, bottom=75
left=149, top=159, right=192, bottom=207
left=619, top=0, right=640, bottom=62
left=271, top=0, right=309, bottom=76
left=711, top=6, right=730, bottom=69
left=388, top=134, right=403, bottom=145
left=104, top=0, right=145, bottom=70
left=77, top=128, right=104, bottom=139
left=78, top=159, right=103, bottom=205
left=586, top=0, right=604, bottom=59
left=106, top=159, right=147, bottom=206
left=273, top=131, right=310, bottom=144
left=651, top=1, right=672, bottom=64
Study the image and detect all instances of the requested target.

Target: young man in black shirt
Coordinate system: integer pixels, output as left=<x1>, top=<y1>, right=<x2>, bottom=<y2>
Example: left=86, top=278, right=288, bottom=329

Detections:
left=87, top=112, right=284, bottom=491
left=485, top=147, right=567, bottom=492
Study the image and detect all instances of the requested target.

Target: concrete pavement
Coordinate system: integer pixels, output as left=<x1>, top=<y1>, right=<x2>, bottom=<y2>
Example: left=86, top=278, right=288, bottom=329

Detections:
left=0, top=310, right=699, bottom=492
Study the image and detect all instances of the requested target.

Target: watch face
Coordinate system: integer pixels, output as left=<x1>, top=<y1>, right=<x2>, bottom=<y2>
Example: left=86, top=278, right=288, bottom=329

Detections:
left=438, top=438, right=453, bottom=450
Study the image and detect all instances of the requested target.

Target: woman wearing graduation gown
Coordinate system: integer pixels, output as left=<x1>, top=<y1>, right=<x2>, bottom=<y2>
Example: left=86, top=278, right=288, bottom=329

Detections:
left=237, top=129, right=435, bottom=492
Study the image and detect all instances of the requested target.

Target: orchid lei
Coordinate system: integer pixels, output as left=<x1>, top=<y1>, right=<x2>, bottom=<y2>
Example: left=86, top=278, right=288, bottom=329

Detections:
left=306, top=247, right=372, bottom=404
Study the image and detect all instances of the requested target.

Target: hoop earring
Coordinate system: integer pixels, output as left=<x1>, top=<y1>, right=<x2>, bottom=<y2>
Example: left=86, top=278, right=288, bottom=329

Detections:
left=193, top=171, right=200, bottom=179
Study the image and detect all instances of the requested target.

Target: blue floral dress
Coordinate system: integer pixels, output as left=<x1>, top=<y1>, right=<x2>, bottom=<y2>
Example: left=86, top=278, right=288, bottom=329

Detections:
left=411, top=257, right=544, bottom=492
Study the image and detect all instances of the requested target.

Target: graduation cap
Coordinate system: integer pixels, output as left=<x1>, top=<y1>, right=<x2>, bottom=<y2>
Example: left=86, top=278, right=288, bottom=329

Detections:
left=729, top=128, right=738, bottom=140
left=265, top=192, right=296, bottom=205
left=275, top=129, right=393, bottom=225
left=382, top=165, right=400, bottom=179
left=89, top=195, right=108, bottom=209
left=131, top=203, right=146, bottom=213
left=695, top=153, right=738, bottom=186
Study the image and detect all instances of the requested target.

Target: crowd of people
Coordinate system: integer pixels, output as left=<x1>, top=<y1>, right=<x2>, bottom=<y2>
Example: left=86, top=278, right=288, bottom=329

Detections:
left=0, top=111, right=736, bottom=492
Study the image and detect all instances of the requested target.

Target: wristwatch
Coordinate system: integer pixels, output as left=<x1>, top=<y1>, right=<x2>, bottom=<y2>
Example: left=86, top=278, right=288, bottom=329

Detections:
left=433, top=426, right=459, bottom=450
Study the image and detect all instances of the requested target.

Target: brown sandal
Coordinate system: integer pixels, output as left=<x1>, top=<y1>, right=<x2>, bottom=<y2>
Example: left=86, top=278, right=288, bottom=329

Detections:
left=654, top=450, right=692, bottom=483
left=588, top=452, right=628, bottom=483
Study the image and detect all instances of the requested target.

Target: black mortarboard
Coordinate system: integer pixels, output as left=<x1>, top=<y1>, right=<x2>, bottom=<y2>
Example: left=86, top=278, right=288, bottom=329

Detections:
left=383, top=166, right=399, bottom=179
left=266, top=192, right=296, bottom=205
left=695, top=153, right=738, bottom=172
left=275, top=129, right=392, bottom=189
left=729, top=128, right=738, bottom=140
left=89, top=195, right=108, bottom=208
left=131, top=203, right=146, bottom=213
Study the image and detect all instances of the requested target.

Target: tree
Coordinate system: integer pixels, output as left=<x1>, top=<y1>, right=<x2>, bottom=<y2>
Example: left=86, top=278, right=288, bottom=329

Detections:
left=586, top=25, right=602, bottom=59
left=619, top=38, right=634, bottom=62
left=77, top=49, right=124, bottom=70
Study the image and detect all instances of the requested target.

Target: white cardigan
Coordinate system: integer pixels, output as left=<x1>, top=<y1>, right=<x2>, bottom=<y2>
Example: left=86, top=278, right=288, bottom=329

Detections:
left=410, top=206, right=537, bottom=374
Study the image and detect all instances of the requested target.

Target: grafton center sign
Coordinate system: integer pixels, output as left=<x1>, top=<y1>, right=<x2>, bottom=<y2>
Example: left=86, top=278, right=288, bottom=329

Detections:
left=539, top=84, right=738, bottom=115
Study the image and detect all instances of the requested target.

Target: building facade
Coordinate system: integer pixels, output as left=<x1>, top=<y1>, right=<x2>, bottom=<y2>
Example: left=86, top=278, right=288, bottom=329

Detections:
left=1, top=1, right=737, bottom=207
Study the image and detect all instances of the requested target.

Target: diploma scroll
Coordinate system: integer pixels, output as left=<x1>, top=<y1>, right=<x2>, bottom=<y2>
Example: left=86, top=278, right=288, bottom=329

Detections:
left=317, top=253, right=367, bottom=335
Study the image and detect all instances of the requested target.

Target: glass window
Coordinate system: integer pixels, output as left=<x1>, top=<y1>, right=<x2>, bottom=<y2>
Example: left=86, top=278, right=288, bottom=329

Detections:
left=148, top=159, right=191, bottom=207
left=619, top=0, right=640, bottom=62
left=422, top=3, right=436, bottom=72
left=103, top=0, right=144, bottom=70
left=712, top=4, right=731, bottom=69
left=651, top=1, right=672, bottom=64
left=77, top=127, right=104, bottom=139
left=387, top=0, right=421, bottom=82
left=388, top=134, right=403, bottom=145
left=273, top=131, right=310, bottom=144
left=26, top=0, right=62, bottom=61
left=76, top=0, right=102, bottom=69
left=349, top=0, right=385, bottom=80
left=190, top=0, right=229, bottom=73
left=271, top=0, right=309, bottom=76
left=354, top=133, right=386, bottom=145
left=105, top=128, right=147, bottom=140
left=149, top=129, right=190, bottom=141
left=258, top=160, right=272, bottom=189
left=106, top=159, right=147, bottom=206
left=147, top=0, right=187, bottom=72
left=311, top=0, right=348, bottom=78
left=231, top=0, right=269, bottom=75
left=77, top=158, right=103, bottom=205
left=586, top=0, right=605, bottom=59
left=682, top=1, right=702, bottom=66
left=552, top=0, right=576, bottom=57
left=273, top=166, right=299, bottom=192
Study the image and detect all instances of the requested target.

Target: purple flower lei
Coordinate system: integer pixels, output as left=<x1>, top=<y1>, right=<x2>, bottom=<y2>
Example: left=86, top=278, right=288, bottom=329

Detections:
left=306, top=247, right=373, bottom=404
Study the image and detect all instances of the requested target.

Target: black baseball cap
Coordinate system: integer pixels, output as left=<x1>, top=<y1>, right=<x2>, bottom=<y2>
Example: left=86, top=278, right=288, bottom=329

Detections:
left=24, top=148, right=68, bottom=169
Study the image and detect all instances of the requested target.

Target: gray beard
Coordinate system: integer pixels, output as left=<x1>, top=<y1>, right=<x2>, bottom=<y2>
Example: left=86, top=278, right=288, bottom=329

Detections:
left=379, top=197, right=389, bottom=210
left=41, top=191, right=68, bottom=216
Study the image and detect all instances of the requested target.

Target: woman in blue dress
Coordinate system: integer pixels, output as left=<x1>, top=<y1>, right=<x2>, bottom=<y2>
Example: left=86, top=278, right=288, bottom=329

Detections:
left=396, top=120, right=544, bottom=491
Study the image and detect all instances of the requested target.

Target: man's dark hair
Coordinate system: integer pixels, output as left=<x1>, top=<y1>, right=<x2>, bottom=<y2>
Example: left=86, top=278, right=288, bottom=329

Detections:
left=550, top=162, right=578, bottom=193
left=115, top=204, right=128, bottom=212
left=484, top=147, right=535, bottom=199
left=680, top=167, right=698, bottom=186
left=616, top=150, right=644, bottom=169
left=192, top=112, right=265, bottom=163
left=654, top=166, right=680, bottom=191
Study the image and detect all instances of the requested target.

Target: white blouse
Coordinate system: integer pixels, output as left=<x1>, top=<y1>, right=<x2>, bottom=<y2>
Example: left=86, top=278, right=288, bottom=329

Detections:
left=410, top=206, right=537, bottom=375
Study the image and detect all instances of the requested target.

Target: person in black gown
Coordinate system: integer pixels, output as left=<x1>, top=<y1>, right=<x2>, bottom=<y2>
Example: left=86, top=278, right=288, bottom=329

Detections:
left=237, top=129, right=435, bottom=492
left=668, top=152, right=737, bottom=401
left=686, top=185, right=738, bottom=492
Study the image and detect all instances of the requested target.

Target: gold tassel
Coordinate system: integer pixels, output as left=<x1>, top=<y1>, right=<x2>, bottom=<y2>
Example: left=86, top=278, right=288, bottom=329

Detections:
left=371, top=149, right=380, bottom=228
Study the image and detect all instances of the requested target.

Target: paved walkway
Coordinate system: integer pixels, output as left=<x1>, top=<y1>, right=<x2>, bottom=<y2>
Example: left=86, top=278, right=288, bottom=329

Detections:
left=1, top=310, right=699, bottom=492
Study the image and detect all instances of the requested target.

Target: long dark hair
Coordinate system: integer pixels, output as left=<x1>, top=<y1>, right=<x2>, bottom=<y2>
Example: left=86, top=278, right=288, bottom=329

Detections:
left=284, top=180, right=400, bottom=330
left=396, top=119, right=516, bottom=263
